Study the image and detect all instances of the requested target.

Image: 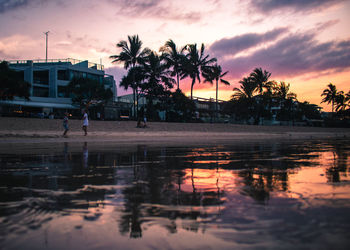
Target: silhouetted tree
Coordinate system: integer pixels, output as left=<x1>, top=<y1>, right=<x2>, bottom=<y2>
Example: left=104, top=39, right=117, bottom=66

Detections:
left=0, top=61, right=30, bottom=100
left=182, top=43, right=216, bottom=100
left=110, top=35, right=151, bottom=118
left=167, top=89, right=195, bottom=122
left=202, top=63, right=230, bottom=120
left=250, top=67, right=272, bottom=94
left=321, top=83, right=338, bottom=113
left=160, top=39, right=186, bottom=90
left=66, top=77, right=113, bottom=109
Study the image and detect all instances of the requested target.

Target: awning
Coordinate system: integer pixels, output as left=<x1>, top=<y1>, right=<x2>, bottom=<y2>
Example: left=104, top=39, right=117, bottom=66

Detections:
left=0, top=100, right=78, bottom=109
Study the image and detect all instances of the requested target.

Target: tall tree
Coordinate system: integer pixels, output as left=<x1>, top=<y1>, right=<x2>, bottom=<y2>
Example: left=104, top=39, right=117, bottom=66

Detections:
left=202, top=63, right=230, bottom=119
left=159, top=39, right=186, bottom=90
left=334, top=91, right=346, bottom=112
left=66, top=77, right=113, bottom=109
left=231, top=77, right=258, bottom=122
left=232, top=77, right=257, bottom=100
left=0, top=61, right=30, bottom=100
left=139, top=52, right=175, bottom=120
left=182, top=43, right=216, bottom=100
left=274, top=81, right=296, bottom=100
left=110, top=35, right=150, bottom=118
left=250, top=67, right=272, bottom=94
left=273, top=81, right=297, bottom=122
left=321, top=83, right=338, bottom=113
left=119, top=52, right=175, bottom=120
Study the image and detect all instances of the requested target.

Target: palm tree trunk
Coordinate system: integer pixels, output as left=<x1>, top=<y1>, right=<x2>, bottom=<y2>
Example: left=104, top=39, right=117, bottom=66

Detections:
left=191, top=78, right=195, bottom=100
left=133, top=88, right=136, bottom=119
left=216, top=79, right=218, bottom=122
left=177, top=73, right=180, bottom=90
left=136, top=88, right=139, bottom=119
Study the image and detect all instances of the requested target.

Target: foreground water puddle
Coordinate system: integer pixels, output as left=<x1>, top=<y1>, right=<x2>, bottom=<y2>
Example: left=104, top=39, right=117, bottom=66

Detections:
left=0, top=140, right=349, bottom=249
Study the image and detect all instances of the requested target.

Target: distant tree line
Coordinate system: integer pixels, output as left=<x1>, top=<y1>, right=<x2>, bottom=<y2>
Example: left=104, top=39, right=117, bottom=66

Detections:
left=110, top=35, right=229, bottom=121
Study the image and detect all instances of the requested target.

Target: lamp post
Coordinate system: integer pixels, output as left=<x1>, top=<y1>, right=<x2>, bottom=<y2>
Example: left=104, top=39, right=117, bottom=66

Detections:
left=44, top=31, right=49, bottom=62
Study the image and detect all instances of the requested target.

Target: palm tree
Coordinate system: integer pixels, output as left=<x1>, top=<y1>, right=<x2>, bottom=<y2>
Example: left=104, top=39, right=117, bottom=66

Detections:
left=273, top=81, right=297, bottom=122
left=250, top=67, right=272, bottom=94
left=231, top=77, right=258, bottom=123
left=140, top=52, right=175, bottom=91
left=159, top=39, right=186, bottom=90
left=321, top=83, right=338, bottom=113
left=232, top=77, right=257, bottom=100
left=182, top=43, right=217, bottom=100
left=274, top=81, right=296, bottom=101
left=110, top=35, right=151, bottom=118
left=334, top=91, right=346, bottom=112
left=202, top=63, right=230, bottom=119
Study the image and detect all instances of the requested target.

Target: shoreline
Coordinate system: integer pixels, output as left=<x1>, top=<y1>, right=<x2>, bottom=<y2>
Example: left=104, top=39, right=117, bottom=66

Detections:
left=0, top=117, right=349, bottom=145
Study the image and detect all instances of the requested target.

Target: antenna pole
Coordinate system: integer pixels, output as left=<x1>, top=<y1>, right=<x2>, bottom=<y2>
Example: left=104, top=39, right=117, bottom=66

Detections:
left=44, top=31, right=49, bottom=62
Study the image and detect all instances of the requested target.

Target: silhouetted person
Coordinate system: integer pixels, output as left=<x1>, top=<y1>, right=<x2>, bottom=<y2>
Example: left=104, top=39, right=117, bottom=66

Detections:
left=82, top=110, right=89, bottom=136
left=63, top=112, right=69, bottom=137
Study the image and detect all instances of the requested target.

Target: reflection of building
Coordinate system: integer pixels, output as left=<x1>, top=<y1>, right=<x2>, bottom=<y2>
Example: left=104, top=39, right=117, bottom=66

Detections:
left=2, top=58, right=116, bottom=117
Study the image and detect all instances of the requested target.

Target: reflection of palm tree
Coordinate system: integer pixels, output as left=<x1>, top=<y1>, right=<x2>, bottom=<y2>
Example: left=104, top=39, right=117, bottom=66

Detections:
left=326, top=142, right=349, bottom=183
left=110, top=35, right=150, bottom=118
left=183, top=43, right=217, bottom=100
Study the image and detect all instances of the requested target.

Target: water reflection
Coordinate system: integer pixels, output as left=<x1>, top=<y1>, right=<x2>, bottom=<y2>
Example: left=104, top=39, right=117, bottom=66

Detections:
left=0, top=140, right=349, bottom=249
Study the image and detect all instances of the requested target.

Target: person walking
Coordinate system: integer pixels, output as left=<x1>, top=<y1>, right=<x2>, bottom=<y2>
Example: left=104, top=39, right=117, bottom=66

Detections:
left=82, top=110, right=89, bottom=136
left=63, top=112, right=69, bottom=137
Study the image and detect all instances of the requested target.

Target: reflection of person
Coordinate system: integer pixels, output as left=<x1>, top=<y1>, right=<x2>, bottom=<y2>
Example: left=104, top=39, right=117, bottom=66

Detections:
left=82, top=110, right=89, bottom=136
left=63, top=112, right=69, bottom=137
left=82, top=142, right=88, bottom=168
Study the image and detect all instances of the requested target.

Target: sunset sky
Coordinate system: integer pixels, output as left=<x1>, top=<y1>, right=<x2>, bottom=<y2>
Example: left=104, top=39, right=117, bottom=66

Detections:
left=1, top=0, right=349, bottom=111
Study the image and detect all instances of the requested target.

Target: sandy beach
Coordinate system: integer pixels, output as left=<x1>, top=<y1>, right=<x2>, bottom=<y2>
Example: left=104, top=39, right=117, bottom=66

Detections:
left=0, top=117, right=349, bottom=145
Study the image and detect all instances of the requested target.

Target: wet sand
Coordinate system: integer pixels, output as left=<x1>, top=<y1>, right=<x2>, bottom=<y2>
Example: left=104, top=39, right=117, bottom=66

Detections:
left=0, top=117, right=349, bottom=146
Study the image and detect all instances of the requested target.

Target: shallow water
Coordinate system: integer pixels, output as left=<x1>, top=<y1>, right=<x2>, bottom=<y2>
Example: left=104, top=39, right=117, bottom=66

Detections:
left=1, top=140, right=350, bottom=249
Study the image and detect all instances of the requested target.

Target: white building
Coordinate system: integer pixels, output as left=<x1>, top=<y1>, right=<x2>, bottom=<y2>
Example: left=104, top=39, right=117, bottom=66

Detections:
left=2, top=58, right=116, bottom=117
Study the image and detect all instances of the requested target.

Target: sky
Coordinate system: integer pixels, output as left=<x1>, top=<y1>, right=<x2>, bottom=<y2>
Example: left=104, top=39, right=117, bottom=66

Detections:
left=0, top=0, right=349, bottom=111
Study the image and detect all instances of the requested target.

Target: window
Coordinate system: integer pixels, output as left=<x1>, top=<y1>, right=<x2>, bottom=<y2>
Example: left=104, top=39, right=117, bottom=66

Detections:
left=57, top=86, right=70, bottom=98
left=33, top=70, right=49, bottom=85
left=87, top=73, right=99, bottom=82
left=57, top=70, right=69, bottom=81
left=33, top=86, right=49, bottom=97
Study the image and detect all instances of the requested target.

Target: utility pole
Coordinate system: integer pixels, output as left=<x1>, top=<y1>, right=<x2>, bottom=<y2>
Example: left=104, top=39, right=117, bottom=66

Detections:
left=44, top=31, right=49, bottom=62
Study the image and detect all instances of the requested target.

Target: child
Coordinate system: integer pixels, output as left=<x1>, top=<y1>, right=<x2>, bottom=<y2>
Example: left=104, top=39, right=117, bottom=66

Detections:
left=63, top=113, right=69, bottom=137
left=82, top=110, right=89, bottom=136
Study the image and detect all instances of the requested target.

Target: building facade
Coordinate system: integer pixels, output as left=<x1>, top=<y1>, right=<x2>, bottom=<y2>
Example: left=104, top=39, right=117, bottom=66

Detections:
left=1, top=58, right=116, bottom=117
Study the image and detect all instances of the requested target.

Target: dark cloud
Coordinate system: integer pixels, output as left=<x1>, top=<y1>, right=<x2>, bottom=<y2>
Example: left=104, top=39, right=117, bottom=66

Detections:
left=315, top=19, right=340, bottom=32
left=250, top=0, right=345, bottom=14
left=107, top=0, right=202, bottom=23
left=216, top=30, right=350, bottom=79
left=0, top=0, right=31, bottom=13
left=0, top=0, right=66, bottom=14
left=209, top=27, right=288, bottom=57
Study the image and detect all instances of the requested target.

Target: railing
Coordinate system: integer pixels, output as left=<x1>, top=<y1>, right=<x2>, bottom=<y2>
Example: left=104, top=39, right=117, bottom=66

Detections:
left=7, top=58, right=104, bottom=71
left=192, top=96, right=226, bottom=103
